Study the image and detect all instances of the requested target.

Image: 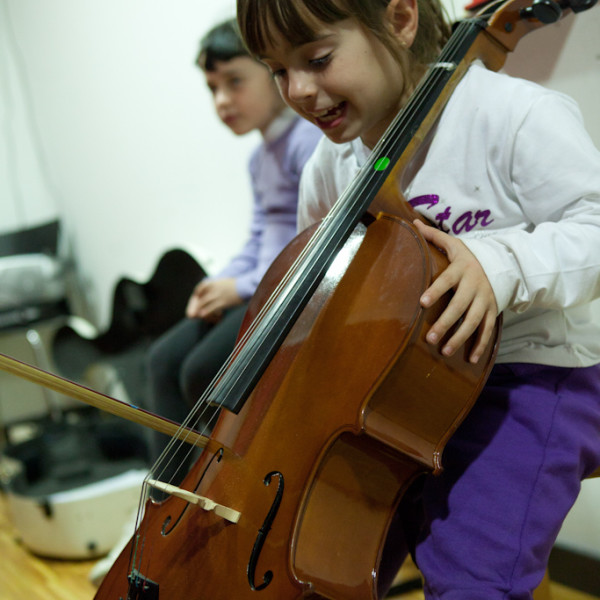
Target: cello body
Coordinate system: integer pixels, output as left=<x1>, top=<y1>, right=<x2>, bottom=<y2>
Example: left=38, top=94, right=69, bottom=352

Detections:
left=94, top=204, right=499, bottom=600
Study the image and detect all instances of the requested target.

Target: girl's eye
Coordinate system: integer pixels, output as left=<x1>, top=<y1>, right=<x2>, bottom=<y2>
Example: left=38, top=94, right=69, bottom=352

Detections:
left=271, top=68, right=286, bottom=80
left=309, top=53, right=331, bottom=69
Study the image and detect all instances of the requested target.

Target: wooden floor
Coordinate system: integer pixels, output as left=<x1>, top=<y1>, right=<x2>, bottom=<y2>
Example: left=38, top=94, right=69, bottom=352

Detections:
left=0, top=491, right=597, bottom=600
left=386, top=560, right=600, bottom=600
left=0, top=493, right=97, bottom=600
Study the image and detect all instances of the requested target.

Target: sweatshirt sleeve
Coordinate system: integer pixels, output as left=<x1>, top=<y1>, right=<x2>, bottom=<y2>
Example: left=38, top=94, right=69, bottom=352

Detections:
left=463, top=93, right=600, bottom=314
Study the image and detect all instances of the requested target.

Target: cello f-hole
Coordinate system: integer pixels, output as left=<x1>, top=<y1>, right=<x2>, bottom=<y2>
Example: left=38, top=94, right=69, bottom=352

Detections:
left=247, top=471, right=284, bottom=591
left=161, top=447, right=224, bottom=536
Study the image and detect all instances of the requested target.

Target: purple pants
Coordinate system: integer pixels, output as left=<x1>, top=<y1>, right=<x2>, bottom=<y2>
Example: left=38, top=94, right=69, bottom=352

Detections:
left=406, top=363, right=600, bottom=599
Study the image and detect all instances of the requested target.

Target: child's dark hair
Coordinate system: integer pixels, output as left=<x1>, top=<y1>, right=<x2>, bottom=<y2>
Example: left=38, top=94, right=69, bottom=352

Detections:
left=237, top=0, right=450, bottom=74
left=197, top=18, right=249, bottom=71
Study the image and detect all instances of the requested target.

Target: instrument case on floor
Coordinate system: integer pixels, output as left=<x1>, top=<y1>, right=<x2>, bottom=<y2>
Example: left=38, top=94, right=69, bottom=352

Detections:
left=1, top=410, right=149, bottom=559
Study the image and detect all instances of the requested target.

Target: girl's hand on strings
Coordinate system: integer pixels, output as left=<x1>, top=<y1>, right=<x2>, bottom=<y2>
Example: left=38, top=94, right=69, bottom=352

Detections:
left=186, top=278, right=243, bottom=322
left=413, top=220, right=498, bottom=364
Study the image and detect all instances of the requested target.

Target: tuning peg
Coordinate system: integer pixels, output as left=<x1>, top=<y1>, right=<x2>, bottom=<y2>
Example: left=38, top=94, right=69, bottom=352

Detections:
left=520, top=0, right=563, bottom=22
left=568, top=0, right=598, bottom=12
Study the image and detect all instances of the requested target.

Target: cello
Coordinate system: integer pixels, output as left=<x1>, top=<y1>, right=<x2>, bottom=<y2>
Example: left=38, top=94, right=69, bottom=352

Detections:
left=2, top=0, right=596, bottom=597
left=92, top=1, right=598, bottom=598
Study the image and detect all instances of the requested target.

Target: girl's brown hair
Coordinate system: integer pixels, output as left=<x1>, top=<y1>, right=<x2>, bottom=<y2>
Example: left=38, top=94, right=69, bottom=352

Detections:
left=237, top=0, right=451, bottom=76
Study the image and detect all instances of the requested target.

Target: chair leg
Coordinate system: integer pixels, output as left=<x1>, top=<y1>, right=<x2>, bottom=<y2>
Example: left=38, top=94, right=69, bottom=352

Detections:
left=533, top=569, right=553, bottom=600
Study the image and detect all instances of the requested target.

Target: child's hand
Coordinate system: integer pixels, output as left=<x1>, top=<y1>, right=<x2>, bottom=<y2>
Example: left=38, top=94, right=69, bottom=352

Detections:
left=186, top=278, right=243, bottom=322
left=413, top=220, right=498, bottom=364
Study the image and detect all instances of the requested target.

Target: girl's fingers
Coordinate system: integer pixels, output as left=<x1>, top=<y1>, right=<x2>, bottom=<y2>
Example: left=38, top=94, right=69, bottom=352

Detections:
left=413, top=218, right=448, bottom=248
left=434, top=299, right=497, bottom=364
left=413, top=218, right=498, bottom=362
left=438, top=304, right=484, bottom=358
left=414, top=220, right=460, bottom=306
left=425, top=287, right=474, bottom=347
left=467, top=310, right=498, bottom=364
left=420, top=271, right=456, bottom=308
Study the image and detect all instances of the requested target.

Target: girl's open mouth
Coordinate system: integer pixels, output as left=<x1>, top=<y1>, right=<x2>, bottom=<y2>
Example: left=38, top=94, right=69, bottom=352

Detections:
left=314, top=102, right=347, bottom=129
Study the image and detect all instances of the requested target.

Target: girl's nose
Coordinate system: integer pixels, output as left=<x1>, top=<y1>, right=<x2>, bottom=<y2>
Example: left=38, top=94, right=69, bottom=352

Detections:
left=287, top=71, right=316, bottom=103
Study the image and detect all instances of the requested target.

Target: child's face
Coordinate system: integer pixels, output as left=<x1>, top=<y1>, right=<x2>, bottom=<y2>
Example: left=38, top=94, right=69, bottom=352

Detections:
left=259, top=9, right=415, bottom=149
left=204, top=56, right=284, bottom=136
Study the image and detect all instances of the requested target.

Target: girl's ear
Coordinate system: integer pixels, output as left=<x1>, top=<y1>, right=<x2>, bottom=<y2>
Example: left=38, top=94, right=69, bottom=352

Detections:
left=386, top=0, right=419, bottom=48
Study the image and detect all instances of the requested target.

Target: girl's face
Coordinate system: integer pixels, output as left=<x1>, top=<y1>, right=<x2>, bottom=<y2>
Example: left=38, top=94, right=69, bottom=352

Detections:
left=204, top=56, right=285, bottom=136
left=259, top=1, right=417, bottom=148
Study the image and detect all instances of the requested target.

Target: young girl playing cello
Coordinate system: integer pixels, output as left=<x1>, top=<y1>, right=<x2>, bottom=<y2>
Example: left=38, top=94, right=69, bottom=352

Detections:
left=236, top=0, right=600, bottom=597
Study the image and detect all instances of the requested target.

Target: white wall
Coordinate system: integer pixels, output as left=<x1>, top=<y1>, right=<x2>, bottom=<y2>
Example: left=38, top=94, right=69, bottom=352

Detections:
left=1, top=0, right=599, bottom=560
left=1, top=0, right=257, bottom=326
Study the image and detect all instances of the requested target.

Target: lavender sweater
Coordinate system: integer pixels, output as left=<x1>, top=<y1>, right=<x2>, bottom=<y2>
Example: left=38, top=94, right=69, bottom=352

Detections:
left=213, top=111, right=321, bottom=299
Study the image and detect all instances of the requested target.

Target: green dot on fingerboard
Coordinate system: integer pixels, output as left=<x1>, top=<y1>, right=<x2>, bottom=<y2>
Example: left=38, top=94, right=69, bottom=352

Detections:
left=374, top=157, right=390, bottom=171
